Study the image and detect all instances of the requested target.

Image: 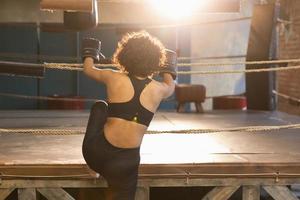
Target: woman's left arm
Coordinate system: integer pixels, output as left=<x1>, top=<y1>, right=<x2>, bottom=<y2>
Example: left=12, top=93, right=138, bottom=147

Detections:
left=83, top=57, right=113, bottom=83
left=82, top=38, right=114, bottom=84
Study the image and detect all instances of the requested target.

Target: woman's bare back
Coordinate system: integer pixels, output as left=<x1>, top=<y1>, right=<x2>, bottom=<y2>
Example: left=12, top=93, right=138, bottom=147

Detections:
left=104, top=72, right=164, bottom=148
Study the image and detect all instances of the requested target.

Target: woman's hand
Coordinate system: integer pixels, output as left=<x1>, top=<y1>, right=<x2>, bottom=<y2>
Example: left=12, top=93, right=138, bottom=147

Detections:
left=82, top=38, right=101, bottom=62
left=159, top=65, right=177, bottom=80
left=159, top=49, right=177, bottom=80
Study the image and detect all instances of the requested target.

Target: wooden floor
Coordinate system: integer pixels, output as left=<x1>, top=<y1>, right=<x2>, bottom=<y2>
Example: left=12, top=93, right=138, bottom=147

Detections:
left=1, top=110, right=300, bottom=200
left=0, top=110, right=300, bottom=177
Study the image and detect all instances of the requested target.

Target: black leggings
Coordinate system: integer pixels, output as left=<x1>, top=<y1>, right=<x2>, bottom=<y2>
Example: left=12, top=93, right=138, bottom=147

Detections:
left=82, top=101, right=140, bottom=200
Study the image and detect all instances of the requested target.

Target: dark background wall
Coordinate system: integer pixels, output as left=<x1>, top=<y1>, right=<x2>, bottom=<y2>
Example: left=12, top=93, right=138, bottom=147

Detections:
left=277, top=0, right=300, bottom=115
left=0, top=24, right=191, bottom=110
left=0, top=25, right=38, bottom=109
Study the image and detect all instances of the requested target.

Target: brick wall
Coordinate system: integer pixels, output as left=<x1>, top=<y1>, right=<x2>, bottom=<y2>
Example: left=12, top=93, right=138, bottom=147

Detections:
left=277, top=0, right=300, bottom=115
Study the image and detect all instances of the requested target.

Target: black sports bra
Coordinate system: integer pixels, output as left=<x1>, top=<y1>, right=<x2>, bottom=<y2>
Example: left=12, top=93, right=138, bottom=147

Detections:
left=107, top=75, right=154, bottom=126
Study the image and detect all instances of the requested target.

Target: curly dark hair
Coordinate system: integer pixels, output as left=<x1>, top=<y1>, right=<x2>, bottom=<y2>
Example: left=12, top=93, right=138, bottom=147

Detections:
left=113, top=31, right=166, bottom=77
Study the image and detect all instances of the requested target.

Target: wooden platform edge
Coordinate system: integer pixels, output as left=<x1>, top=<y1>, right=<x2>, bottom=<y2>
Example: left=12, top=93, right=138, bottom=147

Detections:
left=0, top=177, right=300, bottom=200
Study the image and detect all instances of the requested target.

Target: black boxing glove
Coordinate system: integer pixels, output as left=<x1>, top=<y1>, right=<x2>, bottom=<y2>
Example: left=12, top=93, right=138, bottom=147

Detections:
left=160, top=49, right=177, bottom=80
left=82, top=38, right=101, bottom=62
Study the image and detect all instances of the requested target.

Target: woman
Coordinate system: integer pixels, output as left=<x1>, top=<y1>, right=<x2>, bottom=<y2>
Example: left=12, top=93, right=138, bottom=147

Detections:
left=82, top=31, right=176, bottom=200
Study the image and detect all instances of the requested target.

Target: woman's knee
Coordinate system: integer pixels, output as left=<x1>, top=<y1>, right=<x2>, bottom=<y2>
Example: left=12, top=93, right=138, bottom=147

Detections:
left=85, top=100, right=108, bottom=139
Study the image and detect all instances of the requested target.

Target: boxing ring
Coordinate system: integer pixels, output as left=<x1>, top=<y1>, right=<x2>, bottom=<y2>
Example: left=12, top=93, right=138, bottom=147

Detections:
left=0, top=110, right=300, bottom=200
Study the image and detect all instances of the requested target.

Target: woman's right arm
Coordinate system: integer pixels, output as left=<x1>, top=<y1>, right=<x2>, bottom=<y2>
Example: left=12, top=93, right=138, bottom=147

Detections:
left=160, top=73, right=175, bottom=99
left=158, top=49, right=177, bottom=98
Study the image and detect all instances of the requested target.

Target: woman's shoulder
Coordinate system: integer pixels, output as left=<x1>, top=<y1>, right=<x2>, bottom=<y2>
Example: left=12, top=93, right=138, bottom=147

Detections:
left=104, top=70, right=130, bottom=85
left=107, top=70, right=128, bottom=79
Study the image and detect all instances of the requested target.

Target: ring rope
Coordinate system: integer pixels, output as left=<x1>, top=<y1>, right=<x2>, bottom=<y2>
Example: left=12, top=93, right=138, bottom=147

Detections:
left=0, top=123, right=299, bottom=135
left=0, top=90, right=297, bottom=104
left=0, top=52, right=79, bottom=62
left=0, top=128, right=85, bottom=135
left=0, top=92, right=174, bottom=102
left=130, top=17, right=252, bottom=29
left=44, top=63, right=300, bottom=74
left=0, top=52, right=245, bottom=62
left=177, top=58, right=300, bottom=67
left=0, top=91, right=299, bottom=105
left=0, top=92, right=99, bottom=102
left=177, top=55, right=246, bottom=61
left=43, top=58, right=300, bottom=69
left=147, top=123, right=300, bottom=134
left=273, top=90, right=300, bottom=104
left=45, top=63, right=83, bottom=71
left=177, top=65, right=300, bottom=74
